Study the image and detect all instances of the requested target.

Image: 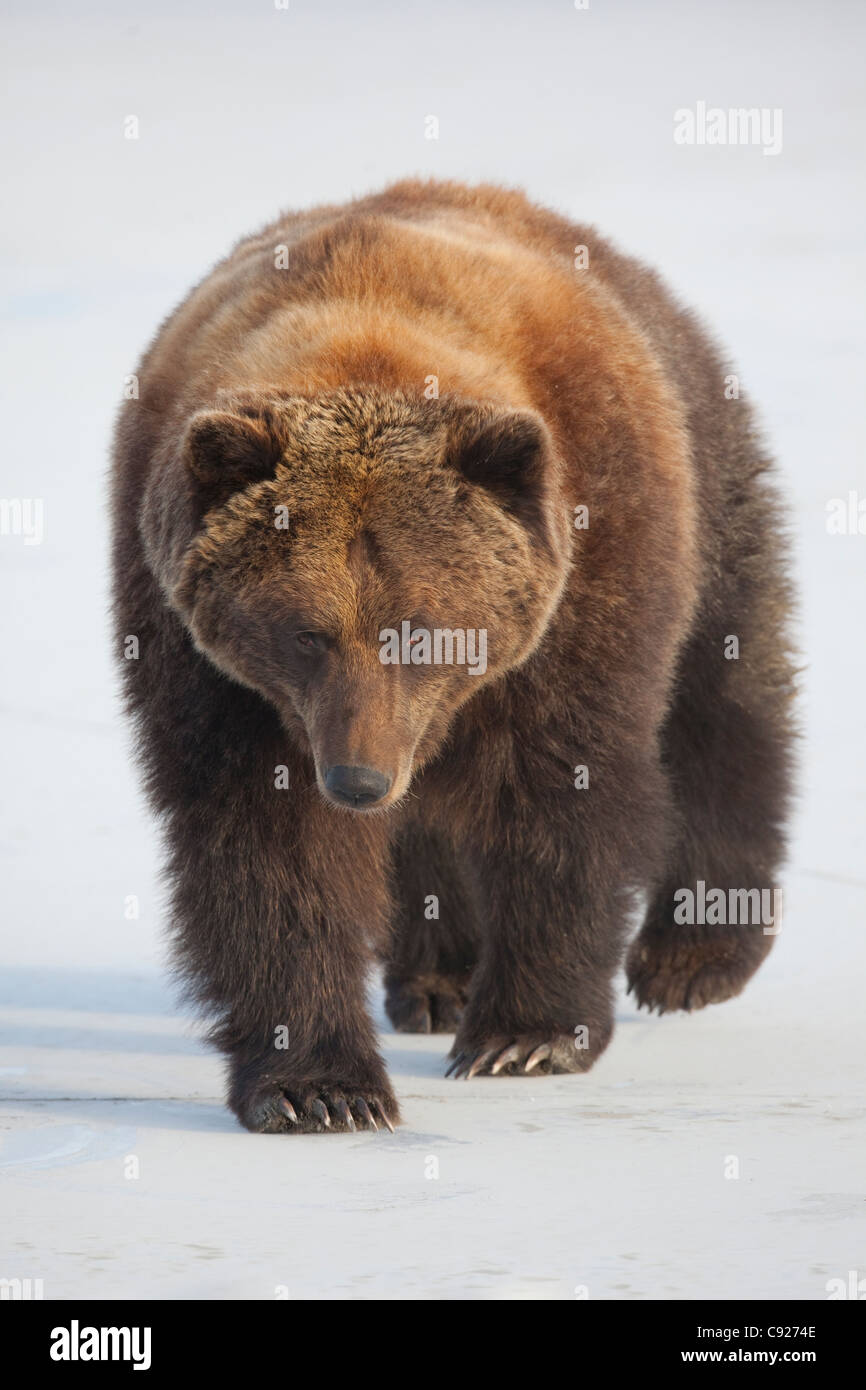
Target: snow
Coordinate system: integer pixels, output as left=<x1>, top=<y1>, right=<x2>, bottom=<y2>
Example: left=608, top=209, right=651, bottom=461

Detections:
left=1, top=0, right=864, bottom=1300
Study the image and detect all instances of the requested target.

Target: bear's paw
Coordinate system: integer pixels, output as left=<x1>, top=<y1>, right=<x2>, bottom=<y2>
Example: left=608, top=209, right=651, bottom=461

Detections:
left=445, top=1032, right=591, bottom=1079
left=626, top=930, right=772, bottom=1014
left=385, top=973, right=467, bottom=1034
left=238, top=1084, right=400, bottom=1135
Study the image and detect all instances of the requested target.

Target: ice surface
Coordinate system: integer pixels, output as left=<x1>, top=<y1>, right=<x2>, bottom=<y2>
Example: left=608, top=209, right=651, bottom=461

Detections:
left=1, top=0, right=864, bottom=1299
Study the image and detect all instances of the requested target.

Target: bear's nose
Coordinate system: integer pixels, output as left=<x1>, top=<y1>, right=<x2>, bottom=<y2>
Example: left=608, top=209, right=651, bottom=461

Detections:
left=324, top=764, right=392, bottom=807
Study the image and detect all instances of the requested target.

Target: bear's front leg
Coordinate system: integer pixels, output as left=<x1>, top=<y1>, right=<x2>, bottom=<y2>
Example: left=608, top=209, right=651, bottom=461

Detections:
left=169, top=769, right=400, bottom=1134
left=446, top=861, right=619, bottom=1080
left=446, top=761, right=665, bottom=1080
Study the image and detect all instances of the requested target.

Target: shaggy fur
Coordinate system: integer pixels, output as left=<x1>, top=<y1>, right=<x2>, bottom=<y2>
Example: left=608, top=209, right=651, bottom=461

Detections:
left=111, top=179, right=796, bottom=1132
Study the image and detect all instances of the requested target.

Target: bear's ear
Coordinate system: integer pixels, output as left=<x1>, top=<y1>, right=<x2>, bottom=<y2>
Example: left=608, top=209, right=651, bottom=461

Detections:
left=182, top=408, right=284, bottom=510
left=446, top=405, right=552, bottom=520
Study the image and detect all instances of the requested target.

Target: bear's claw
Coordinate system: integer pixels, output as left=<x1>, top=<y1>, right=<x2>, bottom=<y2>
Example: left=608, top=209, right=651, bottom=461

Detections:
left=245, top=1086, right=398, bottom=1133
left=333, top=1098, right=356, bottom=1131
left=310, top=1098, right=331, bottom=1128
left=446, top=1034, right=585, bottom=1078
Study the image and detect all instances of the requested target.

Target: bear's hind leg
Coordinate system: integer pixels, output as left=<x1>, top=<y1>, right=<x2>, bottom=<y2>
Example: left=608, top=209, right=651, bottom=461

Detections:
left=628, top=632, right=795, bottom=1013
left=384, top=826, right=479, bottom=1034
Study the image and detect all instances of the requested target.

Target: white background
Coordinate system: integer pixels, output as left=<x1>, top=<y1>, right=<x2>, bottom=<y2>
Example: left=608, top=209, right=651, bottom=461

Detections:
left=1, top=0, right=863, bottom=1299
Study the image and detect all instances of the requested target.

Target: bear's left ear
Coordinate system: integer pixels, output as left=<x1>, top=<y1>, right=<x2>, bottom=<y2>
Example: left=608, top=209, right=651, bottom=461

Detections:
left=446, top=405, right=553, bottom=521
left=182, top=407, right=285, bottom=511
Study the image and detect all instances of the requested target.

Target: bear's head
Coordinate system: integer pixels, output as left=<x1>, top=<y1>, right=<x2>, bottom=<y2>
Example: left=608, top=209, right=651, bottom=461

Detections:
left=171, top=387, right=570, bottom=811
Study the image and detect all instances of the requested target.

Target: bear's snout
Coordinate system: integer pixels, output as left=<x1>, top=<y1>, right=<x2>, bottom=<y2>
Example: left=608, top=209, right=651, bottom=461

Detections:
left=323, top=763, right=392, bottom=810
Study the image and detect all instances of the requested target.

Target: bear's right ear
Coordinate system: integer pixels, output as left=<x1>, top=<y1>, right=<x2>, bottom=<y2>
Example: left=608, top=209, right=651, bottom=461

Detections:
left=182, top=409, right=284, bottom=510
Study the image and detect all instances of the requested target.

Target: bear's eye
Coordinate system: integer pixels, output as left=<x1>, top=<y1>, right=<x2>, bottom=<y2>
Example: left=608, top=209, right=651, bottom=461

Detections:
left=295, top=631, right=327, bottom=652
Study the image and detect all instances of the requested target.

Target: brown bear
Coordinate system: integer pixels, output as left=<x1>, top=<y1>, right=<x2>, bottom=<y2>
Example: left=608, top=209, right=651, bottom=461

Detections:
left=111, top=179, right=795, bottom=1133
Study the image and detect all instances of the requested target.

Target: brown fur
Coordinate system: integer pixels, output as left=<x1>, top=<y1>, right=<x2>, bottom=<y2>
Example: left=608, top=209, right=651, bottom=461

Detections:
left=111, top=179, right=796, bottom=1132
